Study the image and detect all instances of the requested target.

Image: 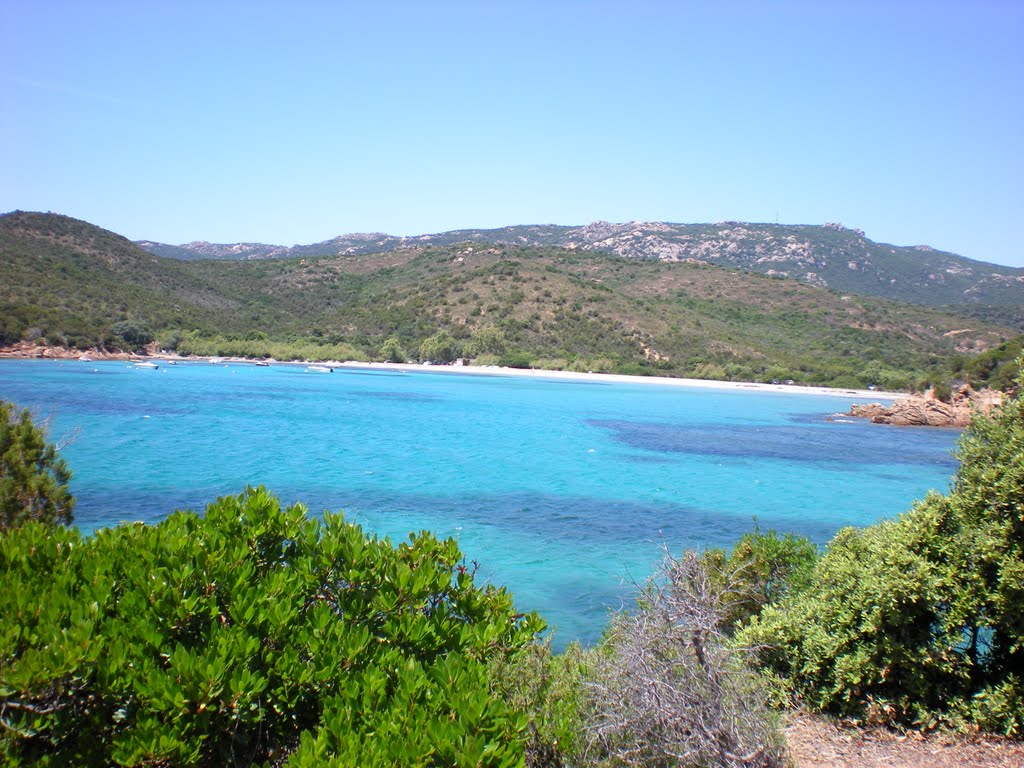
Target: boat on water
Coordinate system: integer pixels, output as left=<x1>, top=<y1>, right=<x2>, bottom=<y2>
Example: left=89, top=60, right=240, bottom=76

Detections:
left=134, top=361, right=159, bottom=369
left=254, top=360, right=271, bottom=367
left=209, top=357, right=225, bottom=364
left=306, top=365, right=333, bottom=373
left=78, top=355, right=92, bottom=362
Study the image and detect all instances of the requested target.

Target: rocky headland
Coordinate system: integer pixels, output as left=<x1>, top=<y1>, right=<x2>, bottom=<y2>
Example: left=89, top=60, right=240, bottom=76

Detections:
left=849, top=385, right=1004, bottom=427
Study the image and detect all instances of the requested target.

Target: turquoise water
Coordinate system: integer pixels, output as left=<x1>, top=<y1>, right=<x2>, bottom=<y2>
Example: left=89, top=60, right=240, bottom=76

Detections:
left=0, top=359, right=960, bottom=645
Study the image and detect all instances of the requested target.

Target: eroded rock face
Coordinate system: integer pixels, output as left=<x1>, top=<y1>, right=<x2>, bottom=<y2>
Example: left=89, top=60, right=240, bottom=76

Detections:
left=849, top=386, right=1004, bottom=427
left=0, top=342, right=133, bottom=360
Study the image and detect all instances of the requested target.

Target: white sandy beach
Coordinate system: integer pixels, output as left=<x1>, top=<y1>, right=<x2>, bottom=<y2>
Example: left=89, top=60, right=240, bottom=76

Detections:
left=0, top=347, right=901, bottom=402
left=330, top=360, right=901, bottom=401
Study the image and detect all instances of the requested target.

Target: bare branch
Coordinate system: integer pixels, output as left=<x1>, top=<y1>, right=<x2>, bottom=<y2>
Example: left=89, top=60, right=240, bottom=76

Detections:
left=582, top=550, right=786, bottom=767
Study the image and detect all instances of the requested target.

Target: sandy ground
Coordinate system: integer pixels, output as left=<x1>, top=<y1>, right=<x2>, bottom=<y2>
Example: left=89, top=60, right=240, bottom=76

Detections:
left=786, top=711, right=1024, bottom=768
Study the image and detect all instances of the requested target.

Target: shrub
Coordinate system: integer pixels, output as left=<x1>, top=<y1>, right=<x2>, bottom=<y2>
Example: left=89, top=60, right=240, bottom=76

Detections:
left=419, top=331, right=460, bottom=364
left=489, top=640, right=588, bottom=767
left=741, top=364, right=1024, bottom=732
left=379, top=336, right=406, bottom=363
left=0, top=487, right=543, bottom=766
left=584, top=550, right=785, bottom=767
left=932, top=380, right=952, bottom=403
left=0, top=400, right=74, bottom=530
left=497, top=353, right=532, bottom=369
left=465, top=326, right=507, bottom=358
left=111, top=320, right=154, bottom=350
left=699, top=528, right=818, bottom=633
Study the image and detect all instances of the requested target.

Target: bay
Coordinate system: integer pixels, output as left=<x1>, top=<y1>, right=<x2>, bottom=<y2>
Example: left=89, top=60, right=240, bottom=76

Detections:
left=0, top=359, right=960, bottom=646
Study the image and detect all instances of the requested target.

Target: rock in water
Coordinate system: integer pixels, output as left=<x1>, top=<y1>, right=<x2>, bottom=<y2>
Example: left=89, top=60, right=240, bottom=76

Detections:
left=849, top=386, right=1003, bottom=427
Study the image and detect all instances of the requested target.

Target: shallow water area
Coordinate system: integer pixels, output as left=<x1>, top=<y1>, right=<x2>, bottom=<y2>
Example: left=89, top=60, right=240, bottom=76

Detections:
left=0, top=359, right=961, bottom=646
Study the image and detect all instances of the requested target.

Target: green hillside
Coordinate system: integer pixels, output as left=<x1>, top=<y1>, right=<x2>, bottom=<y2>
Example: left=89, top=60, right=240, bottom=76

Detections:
left=1, top=211, right=1015, bottom=391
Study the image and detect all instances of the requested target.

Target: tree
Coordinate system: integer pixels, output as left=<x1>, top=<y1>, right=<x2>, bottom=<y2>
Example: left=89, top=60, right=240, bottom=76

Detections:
left=0, top=487, right=542, bottom=766
left=741, top=363, right=1024, bottom=733
left=379, top=336, right=406, bottom=363
left=464, top=326, right=507, bottom=358
left=111, top=320, right=153, bottom=350
left=419, top=331, right=459, bottom=364
left=0, top=400, right=74, bottom=530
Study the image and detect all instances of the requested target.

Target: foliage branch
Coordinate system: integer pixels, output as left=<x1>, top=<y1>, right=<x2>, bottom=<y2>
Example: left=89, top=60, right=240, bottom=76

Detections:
left=0, top=487, right=543, bottom=766
left=0, top=400, right=74, bottom=530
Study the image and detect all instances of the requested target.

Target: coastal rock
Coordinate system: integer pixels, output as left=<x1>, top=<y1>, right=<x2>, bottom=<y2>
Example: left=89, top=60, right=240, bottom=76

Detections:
left=849, top=386, right=1003, bottom=427
left=0, top=342, right=132, bottom=360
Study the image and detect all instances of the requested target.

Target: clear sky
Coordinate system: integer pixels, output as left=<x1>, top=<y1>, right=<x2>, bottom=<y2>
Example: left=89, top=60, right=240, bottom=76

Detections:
left=2, top=1, right=1022, bottom=266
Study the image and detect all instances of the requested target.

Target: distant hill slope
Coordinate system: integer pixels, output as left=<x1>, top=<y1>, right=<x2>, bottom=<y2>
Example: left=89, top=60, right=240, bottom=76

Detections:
left=0, top=211, right=291, bottom=346
left=137, top=220, right=1024, bottom=309
left=1, top=211, right=1017, bottom=390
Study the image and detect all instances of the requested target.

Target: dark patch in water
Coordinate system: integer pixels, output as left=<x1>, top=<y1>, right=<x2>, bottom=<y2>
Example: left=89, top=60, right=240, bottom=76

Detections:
left=588, top=419, right=958, bottom=470
left=279, top=488, right=844, bottom=549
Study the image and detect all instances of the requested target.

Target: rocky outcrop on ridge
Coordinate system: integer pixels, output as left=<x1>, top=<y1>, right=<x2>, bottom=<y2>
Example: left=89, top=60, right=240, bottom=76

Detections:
left=134, top=220, right=1024, bottom=308
left=849, top=386, right=1004, bottom=427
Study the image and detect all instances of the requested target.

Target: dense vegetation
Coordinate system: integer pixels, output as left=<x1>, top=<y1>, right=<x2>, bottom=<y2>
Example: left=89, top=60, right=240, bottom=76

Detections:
left=2, top=212, right=1017, bottom=391
left=1, top=370, right=1023, bottom=764
left=741, top=368, right=1024, bottom=734
left=949, top=335, right=1024, bottom=392
left=0, top=401, right=74, bottom=530
left=0, top=487, right=543, bottom=767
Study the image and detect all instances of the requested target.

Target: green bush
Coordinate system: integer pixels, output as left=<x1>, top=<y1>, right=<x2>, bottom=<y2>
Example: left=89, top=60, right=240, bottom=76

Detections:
left=378, top=336, right=406, bottom=363
left=176, top=332, right=362, bottom=363
left=464, top=326, right=507, bottom=358
left=111, top=320, right=154, bottom=351
left=0, top=487, right=543, bottom=766
left=741, top=365, right=1024, bottom=733
left=0, top=401, right=74, bottom=530
left=699, top=528, right=818, bottom=633
left=489, top=640, right=588, bottom=767
left=419, top=331, right=460, bottom=364
left=497, top=353, right=532, bottom=369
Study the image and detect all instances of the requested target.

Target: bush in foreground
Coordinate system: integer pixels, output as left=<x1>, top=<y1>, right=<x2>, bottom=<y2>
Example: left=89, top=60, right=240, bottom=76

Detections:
left=0, top=487, right=542, bottom=766
left=0, top=400, right=74, bottom=530
left=741, top=366, right=1024, bottom=734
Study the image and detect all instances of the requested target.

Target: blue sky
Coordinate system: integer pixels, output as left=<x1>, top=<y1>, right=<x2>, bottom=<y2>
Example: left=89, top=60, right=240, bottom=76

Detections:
left=2, top=1, right=1022, bottom=266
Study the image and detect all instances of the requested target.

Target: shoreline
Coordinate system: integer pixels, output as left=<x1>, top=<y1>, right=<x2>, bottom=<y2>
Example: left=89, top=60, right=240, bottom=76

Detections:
left=335, top=361, right=901, bottom=401
left=0, top=349, right=900, bottom=402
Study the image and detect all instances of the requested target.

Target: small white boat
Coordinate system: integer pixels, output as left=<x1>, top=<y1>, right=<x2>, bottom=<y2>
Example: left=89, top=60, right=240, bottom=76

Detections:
left=254, top=360, right=271, bottom=367
left=210, top=357, right=225, bottom=364
left=78, top=355, right=93, bottom=362
left=134, top=361, right=159, bottom=369
left=306, top=365, right=332, bottom=373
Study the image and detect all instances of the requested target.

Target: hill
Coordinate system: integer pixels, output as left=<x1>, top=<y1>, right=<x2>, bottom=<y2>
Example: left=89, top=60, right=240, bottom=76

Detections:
left=137, top=220, right=1024, bottom=310
left=1, top=211, right=1017, bottom=391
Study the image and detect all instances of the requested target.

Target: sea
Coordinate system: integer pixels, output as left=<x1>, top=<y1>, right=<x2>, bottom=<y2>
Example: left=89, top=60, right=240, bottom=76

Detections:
left=0, top=359, right=962, bottom=646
